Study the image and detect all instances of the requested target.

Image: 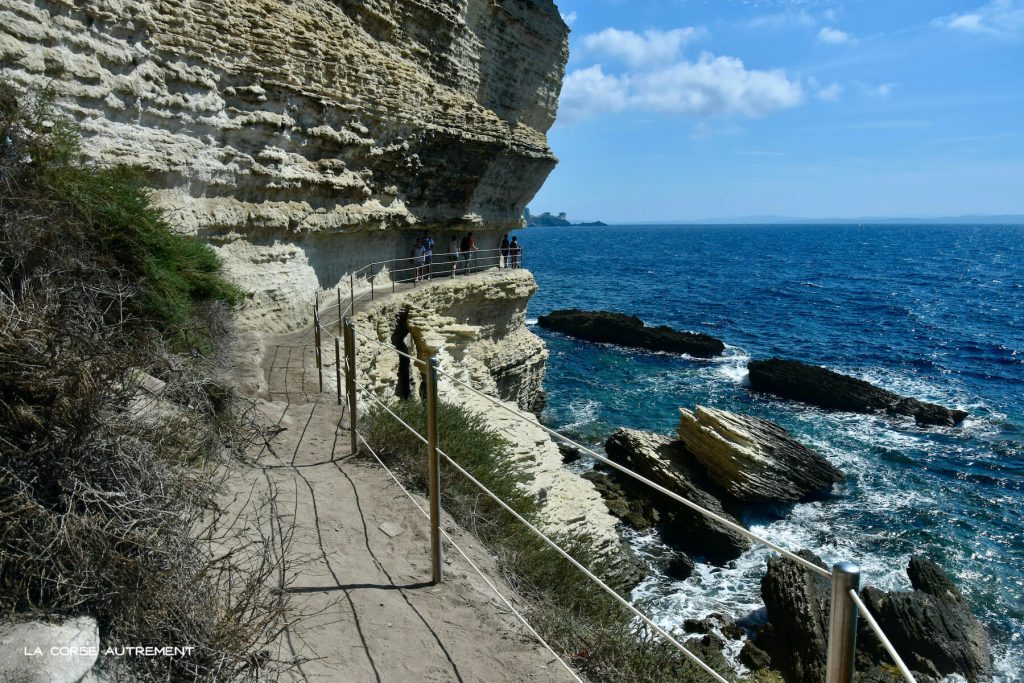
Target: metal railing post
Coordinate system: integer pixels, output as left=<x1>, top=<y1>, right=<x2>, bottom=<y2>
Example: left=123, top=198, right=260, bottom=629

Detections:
left=337, top=287, right=342, bottom=336
left=425, top=356, right=443, bottom=584
left=343, top=318, right=357, bottom=455
left=334, top=336, right=342, bottom=406
left=371, top=266, right=375, bottom=301
left=349, top=273, right=355, bottom=317
left=825, top=562, right=861, bottom=683
left=391, top=258, right=396, bottom=293
left=314, top=297, right=323, bottom=393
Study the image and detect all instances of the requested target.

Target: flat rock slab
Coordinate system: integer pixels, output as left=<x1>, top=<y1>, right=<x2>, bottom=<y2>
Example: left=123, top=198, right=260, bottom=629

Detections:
left=747, top=358, right=967, bottom=426
left=0, top=616, right=99, bottom=683
left=538, top=309, right=725, bottom=358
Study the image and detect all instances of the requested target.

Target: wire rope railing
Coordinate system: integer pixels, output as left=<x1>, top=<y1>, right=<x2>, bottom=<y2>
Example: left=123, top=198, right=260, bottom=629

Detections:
left=306, top=272, right=919, bottom=683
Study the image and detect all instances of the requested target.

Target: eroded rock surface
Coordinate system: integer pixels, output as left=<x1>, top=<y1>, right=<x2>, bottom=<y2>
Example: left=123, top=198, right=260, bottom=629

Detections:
left=1, top=0, right=568, bottom=330
left=0, top=616, right=99, bottom=683
left=604, top=428, right=750, bottom=562
left=676, top=406, right=843, bottom=503
left=537, top=309, right=725, bottom=358
left=748, top=358, right=967, bottom=426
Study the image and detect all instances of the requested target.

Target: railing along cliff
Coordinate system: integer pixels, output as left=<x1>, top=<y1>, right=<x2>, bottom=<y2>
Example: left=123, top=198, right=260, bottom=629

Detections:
left=309, top=262, right=918, bottom=683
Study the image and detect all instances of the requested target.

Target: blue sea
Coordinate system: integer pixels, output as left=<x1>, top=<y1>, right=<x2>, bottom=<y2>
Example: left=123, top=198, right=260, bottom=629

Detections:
left=514, top=223, right=1023, bottom=679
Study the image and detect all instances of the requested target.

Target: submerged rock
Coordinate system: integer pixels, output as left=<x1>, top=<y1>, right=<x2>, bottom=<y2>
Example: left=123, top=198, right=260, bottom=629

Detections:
left=537, top=309, right=725, bottom=358
left=676, top=406, right=843, bottom=504
left=604, top=428, right=751, bottom=562
left=747, top=358, right=967, bottom=426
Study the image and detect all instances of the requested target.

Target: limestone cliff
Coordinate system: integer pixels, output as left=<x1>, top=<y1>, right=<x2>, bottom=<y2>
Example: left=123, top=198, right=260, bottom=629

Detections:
left=1, top=0, right=568, bottom=330
left=352, top=271, right=628, bottom=563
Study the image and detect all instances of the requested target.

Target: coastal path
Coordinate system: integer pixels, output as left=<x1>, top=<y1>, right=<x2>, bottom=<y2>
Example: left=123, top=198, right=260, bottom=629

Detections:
left=229, top=264, right=575, bottom=682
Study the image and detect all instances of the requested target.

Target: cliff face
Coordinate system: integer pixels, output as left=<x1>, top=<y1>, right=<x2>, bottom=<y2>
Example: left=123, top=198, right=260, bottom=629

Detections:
left=352, top=271, right=629, bottom=564
left=1, top=0, right=567, bottom=329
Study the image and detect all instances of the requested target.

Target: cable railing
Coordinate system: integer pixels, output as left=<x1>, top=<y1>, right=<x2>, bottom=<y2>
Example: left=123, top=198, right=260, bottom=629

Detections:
left=320, top=248, right=524, bottom=327
left=306, top=275, right=919, bottom=683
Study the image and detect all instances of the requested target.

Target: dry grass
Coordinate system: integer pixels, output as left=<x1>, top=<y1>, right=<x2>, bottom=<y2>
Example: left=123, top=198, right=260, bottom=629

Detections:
left=0, top=85, right=292, bottom=681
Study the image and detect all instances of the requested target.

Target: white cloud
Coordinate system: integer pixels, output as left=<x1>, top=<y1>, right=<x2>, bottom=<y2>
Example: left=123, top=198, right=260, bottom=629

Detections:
left=815, top=82, right=844, bottom=102
left=747, top=10, right=816, bottom=30
left=859, top=82, right=895, bottom=98
left=560, top=11, right=577, bottom=27
left=934, top=0, right=1024, bottom=36
left=817, top=27, right=855, bottom=45
left=559, top=51, right=805, bottom=123
left=580, top=27, right=704, bottom=67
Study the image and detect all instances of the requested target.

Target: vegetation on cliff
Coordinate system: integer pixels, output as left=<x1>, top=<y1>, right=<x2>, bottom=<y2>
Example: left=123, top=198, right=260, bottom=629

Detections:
left=0, top=87, right=285, bottom=681
left=362, top=399, right=727, bottom=682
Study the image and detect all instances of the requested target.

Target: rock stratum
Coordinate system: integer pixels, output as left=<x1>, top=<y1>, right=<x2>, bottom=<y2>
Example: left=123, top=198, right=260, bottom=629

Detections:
left=1, top=0, right=568, bottom=331
left=748, top=358, right=968, bottom=427
left=537, top=309, right=726, bottom=358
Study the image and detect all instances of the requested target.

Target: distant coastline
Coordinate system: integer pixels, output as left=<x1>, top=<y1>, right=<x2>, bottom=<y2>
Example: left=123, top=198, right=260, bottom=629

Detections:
left=585, top=214, right=1024, bottom=226
left=524, top=208, right=607, bottom=227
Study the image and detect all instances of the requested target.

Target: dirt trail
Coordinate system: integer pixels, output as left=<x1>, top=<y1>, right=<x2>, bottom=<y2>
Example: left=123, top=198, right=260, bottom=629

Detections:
left=229, top=335, right=577, bottom=682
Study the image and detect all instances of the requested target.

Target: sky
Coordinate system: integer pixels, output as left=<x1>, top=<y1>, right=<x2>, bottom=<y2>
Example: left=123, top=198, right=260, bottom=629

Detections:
left=529, top=0, right=1024, bottom=222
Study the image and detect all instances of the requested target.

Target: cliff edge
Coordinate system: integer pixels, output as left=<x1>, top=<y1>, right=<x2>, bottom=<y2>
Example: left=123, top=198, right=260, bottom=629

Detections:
left=1, top=0, right=568, bottom=329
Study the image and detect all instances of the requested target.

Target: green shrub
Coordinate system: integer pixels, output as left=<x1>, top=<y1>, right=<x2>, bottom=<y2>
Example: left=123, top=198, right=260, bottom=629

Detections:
left=361, top=399, right=730, bottom=682
left=1, top=83, right=242, bottom=349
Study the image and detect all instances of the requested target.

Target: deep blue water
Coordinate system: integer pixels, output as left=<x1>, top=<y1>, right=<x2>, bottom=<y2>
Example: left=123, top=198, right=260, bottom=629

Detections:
left=514, top=224, right=1024, bottom=679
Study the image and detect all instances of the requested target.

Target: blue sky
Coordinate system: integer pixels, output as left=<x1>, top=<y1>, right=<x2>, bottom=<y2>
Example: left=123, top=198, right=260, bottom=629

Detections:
left=530, top=0, right=1024, bottom=222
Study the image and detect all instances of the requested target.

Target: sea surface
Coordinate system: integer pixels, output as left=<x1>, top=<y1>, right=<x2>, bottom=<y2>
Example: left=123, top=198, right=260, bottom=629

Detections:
left=513, top=223, right=1023, bottom=679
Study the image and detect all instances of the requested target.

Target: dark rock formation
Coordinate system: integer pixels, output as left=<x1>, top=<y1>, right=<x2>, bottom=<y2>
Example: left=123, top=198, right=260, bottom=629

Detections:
left=739, top=641, right=772, bottom=672
left=859, top=557, right=993, bottom=682
left=748, top=359, right=968, bottom=427
left=537, top=309, right=725, bottom=358
left=666, top=554, right=695, bottom=581
left=758, top=550, right=834, bottom=682
left=676, top=407, right=843, bottom=504
left=580, top=470, right=655, bottom=531
left=604, top=429, right=751, bottom=562
left=756, top=552, right=993, bottom=683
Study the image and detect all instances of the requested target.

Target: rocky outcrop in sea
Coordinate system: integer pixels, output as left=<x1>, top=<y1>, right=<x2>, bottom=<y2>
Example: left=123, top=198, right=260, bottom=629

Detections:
left=595, top=407, right=841, bottom=566
left=748, top=358, right=968, bottom=426
left=537, top=309, right=726, bottom=358
left=753, top=552, right=993, bottom=682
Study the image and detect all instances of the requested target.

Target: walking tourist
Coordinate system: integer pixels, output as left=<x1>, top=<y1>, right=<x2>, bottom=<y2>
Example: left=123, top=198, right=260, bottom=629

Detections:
left=448, top=235, right=460, bottom=277
left=500, top=233, right=510, bottom=268
left=510, top=236, right=522, bottom=269
left=460, top=233, right=477, bottom=273
left=412, top=238, right=426, bottom=281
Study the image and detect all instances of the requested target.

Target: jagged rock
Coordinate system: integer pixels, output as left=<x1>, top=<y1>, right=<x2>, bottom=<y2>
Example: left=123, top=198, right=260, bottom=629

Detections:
left=740, top=641, right=772, bottom=672
left=758, top=550, right=833, bottom=682
left=537, top=310, right=725, bottom=358
left=759, top=552, right=994, bottom=683
left=859, top=557, right=993, bottom=682
left=581, top=470, right=656, bottom=531
left=0, top=616, right=99, bottom=683
left=558, top=442, right=583, bottom=464
left=747, top=359, right=967, bottom=426
left=676, top=406, right=843, bottom=504
left=666, top=554, right=695, bottom=581
left=604, top=428, right=751, bottom=563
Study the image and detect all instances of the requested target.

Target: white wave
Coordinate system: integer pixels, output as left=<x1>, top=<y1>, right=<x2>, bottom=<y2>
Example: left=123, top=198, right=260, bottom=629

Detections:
left=525, top=317, right=538, bottom=325
left=560, top=398, right=601, bottom=431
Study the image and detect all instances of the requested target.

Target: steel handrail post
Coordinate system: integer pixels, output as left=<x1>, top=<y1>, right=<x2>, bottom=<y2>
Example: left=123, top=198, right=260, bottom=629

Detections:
left=425, top=356, right=443, bottom=584
left=391, top=258, right=396, bottom=293
left=334, top=336, right=342, bottom=406
left=343, top=318, right=358, bottom=455
left=314, top=298, right=323, bottom=393
left=337, top=287, right=342, bottom=335
left=825, top=562, right=861, bottom=683
left=349, top=273, right=355, bottom=317
left=371, top=264, right=375, bottom=301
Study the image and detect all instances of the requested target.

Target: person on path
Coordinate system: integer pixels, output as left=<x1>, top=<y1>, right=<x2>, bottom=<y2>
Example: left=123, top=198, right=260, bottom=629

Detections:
left=448, top=235, right=460, bottom=277
left=510, top=236, right=522, bottom=269
left=422, top=233, right=434, bottom=280
left=412, top=238, right=426, bottom=281
left=500, top=233, right=510, bottom=268
left=460, top=232, right=477, bottom=273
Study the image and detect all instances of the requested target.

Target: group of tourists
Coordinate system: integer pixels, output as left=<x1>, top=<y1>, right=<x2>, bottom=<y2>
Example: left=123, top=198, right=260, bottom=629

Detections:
left=410, top=232, right=521, bottom=280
